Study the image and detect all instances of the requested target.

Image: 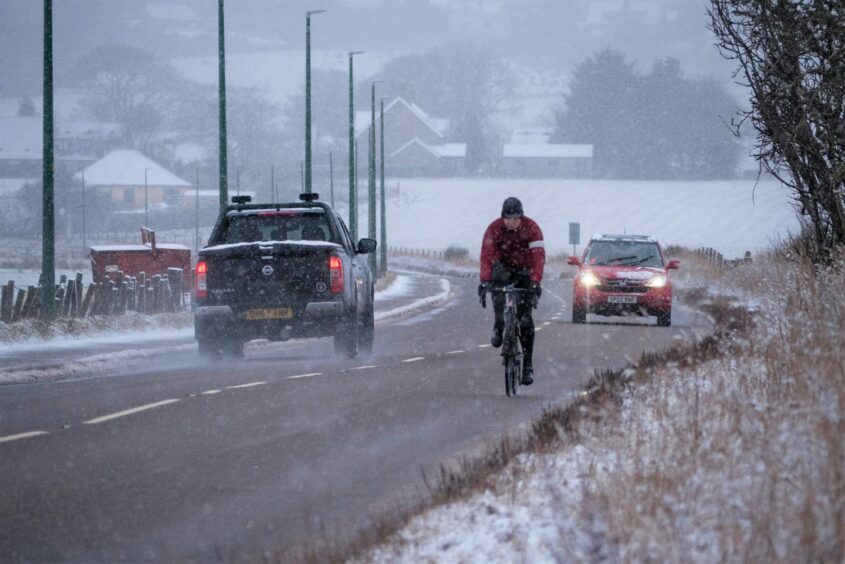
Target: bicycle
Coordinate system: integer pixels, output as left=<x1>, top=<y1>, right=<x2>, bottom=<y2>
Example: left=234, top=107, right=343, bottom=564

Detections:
left=481, top=285, right=535, bottom=397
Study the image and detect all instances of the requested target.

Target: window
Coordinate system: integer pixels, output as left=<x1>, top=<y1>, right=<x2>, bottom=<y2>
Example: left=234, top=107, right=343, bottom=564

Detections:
left=221, top=210, right=336, bottom=245
left=585, top=241, right=663, bottom=267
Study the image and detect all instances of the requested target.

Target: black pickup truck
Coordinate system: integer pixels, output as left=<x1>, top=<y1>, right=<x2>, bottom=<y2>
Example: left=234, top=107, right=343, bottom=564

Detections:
left=194, top=194, right=376, bottom=358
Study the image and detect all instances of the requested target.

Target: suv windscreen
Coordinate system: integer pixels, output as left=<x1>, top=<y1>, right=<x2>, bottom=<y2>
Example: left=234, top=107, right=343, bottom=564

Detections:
left=585, top=241, right=663, bottom=267
left=220, top=210, right=336, bottom=245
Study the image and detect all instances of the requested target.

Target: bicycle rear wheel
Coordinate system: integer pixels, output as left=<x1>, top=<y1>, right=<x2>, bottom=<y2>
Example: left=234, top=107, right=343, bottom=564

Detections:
left=504, top=356, right=519, bottom=397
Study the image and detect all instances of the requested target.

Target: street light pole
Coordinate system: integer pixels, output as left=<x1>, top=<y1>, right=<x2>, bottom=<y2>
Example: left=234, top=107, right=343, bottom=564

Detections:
left=368, top=80, right=383, bottom=275
left=41, top=0, right=55, bottom=318
left=379, top=97, right=388, bottom=277
left=195, top=166, right=199, bottom=255
left=305, top=9, right=325, bottom=195
left=347, top=50, right=364, bottom=241
left=217, top=0, right=228, bottom=211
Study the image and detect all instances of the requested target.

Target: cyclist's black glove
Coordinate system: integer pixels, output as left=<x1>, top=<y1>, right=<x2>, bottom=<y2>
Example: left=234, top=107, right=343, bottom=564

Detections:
left=478, top=283, right=489, bottom=308
left=531, top=282, right=542, bottom=308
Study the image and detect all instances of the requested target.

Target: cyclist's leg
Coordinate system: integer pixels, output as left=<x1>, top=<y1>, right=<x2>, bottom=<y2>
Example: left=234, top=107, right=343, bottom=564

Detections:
left=517, top=297, right=535, bottom=366
left=490, top=263, right=511, bottom=345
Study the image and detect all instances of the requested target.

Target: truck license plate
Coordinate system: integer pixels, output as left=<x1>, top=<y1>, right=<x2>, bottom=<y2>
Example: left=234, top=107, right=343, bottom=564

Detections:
left=608, top=295, right=637, bottom=304
left=245, top=307, right=293, bottom=320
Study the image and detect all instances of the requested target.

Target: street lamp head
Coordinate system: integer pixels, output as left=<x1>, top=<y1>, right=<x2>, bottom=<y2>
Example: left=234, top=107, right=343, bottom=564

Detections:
left=307, top=9, right=326, bottom=16
left=349, top=50, right=365, bottom=57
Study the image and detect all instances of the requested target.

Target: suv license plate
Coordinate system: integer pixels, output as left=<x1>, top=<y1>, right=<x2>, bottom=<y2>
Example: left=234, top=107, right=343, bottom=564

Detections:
left=608, top=295, right=637, bottom=304
left=245, top=307, right=293, bottom=320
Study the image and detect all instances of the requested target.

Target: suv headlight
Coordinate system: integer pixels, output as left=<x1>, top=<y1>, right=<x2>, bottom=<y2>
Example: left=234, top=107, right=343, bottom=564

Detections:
left=579, top=272, right=600, bottom=287
left=646, top=275, right=667, bottom=288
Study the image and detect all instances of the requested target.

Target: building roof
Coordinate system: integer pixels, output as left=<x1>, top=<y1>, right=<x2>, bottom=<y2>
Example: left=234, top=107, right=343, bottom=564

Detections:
left=391, top=138, right=466, bottom=159
left=0, top=117, right=41, bottom=160
left=75, top=150, right=191, bottom=188
left=355, top=97, right=448, bottom=139
left=509, top=127, right=555, bottom=145
left=502, top=144, right=594, bottom=159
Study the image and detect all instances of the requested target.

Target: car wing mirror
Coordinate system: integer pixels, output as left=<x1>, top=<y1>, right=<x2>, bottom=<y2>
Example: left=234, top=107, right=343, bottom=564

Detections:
left=357, top=238, right=377, bottom=254
left=567, top=256, right=581, bottom=266
left=666, top=259, right=681, bottom=270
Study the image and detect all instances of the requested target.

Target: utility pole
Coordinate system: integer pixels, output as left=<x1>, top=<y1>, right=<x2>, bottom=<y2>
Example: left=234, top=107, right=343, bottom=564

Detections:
left=379, top=97, right=387, bottom=277
left=348, top=50, right=364, bottom=241
left=41, top=0, right=55, bottom=318
left=329, top=152, right=335, bottom=207
left=81, top=169, right=87, bottom=255
left=218, top=0, right=228, bottom=211
left=304, top=10, right=325, bottom=194
left=144, top=167, right=149, bottom=228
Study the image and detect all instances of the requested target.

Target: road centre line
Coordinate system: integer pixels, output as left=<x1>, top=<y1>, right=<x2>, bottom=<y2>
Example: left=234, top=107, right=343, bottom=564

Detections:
left=543, top=321, right=551, bottom=326
left=477, top=344, right=492, bottom=348
left=84, top=399, right=180, bottom=425
left=225, top=381, right=267, bottom=389
left=446, top=350, right=465, bottom=354
left=349, top=365, right=379, bottom=370
left=0, top=430, right=49, bottom=444
left=287, top=373, right=322, bottom=380
left=402, top=357, right=424, bottom=363
left=202, top=389, right=222, bottom=395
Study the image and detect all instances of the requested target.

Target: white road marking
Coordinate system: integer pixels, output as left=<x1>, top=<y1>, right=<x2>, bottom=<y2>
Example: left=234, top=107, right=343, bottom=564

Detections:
left=202, top=389, right=222, bottom=395
left=84, top=399, right=180, bottom=425
left=349, top=365, right=379, bottom=370
left=446, top=350, right=465, bottom=355
left=0, top=430, right=49, bottom=444
left=225, top=381, right=267, bottom=389
left=543, top=321, right=551, bottom=326
left=478, top=344, right=492, bottom=348
left=535, top=327, right=543, bottom=332
left=402, top=357, right=424, bottom=363
left=287, top=372, right=322, bottom=380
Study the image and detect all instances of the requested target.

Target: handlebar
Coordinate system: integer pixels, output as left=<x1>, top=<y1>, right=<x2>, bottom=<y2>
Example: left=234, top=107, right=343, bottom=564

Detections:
left=480, top=285, right=537, bottom=309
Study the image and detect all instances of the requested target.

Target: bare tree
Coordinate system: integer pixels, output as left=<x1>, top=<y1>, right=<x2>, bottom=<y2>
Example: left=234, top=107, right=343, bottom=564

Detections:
left=709, top=1, right=845, bottom=262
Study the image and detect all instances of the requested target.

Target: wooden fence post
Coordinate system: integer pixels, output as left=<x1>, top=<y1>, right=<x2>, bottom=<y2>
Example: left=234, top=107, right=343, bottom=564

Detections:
left=167, top=268, right=184, bottom=309
left=0, top=281, right=13, bottom=323
left=11, top=289, right=25, bottom=322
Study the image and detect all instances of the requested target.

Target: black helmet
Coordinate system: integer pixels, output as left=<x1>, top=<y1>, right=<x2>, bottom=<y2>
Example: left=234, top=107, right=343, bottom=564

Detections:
left=501, top=197, right=524, bottom=219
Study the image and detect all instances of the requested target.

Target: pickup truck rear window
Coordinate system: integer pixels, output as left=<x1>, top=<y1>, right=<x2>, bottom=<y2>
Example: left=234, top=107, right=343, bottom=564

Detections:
left=221, top=211, right=336, bottom=244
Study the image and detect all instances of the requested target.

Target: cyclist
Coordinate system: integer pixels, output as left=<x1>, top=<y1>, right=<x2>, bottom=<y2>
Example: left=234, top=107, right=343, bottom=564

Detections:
left=478, top=197, right=545, bottom=385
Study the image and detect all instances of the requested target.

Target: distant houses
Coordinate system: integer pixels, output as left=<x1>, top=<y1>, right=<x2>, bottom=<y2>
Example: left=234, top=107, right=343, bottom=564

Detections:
left=501, top=127, right=594, bottom=178
left=355, top=97, right=466, bottom=177
left=74, top=150, right=192, bottom=209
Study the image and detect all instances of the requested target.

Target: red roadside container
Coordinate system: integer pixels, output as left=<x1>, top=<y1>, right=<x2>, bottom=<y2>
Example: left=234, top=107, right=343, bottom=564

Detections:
left=90, top=228, right=191, bottom=290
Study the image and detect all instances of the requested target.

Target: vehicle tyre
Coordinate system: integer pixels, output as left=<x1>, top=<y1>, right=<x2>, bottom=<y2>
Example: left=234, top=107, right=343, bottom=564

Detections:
left=657, top=309, right=672, bottom=327
left=223, top=340, right=245, bottom=358
left=572, top=306, right=587, bottom=324
left=197, top=338, right=221, bottom=359
left=358, top=305, right=375, bottom=355
left=504, top=356, right=519, bottom=397
left=334, top=315, right=359, bottom=358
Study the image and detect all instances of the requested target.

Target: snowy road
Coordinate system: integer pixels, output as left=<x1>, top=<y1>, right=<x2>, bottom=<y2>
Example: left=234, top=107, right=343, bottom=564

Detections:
left=0, top=274, right=707, bottom=561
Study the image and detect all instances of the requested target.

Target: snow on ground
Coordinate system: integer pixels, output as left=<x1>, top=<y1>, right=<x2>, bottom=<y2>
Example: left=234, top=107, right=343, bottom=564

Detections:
left=341, top=179, right=798, bottom=260
left=361, top=256, right=845, bottom=562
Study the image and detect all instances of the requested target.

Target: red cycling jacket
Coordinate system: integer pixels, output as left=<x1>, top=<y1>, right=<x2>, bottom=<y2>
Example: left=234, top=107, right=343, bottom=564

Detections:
left=480, top=216, right=546, bottom=284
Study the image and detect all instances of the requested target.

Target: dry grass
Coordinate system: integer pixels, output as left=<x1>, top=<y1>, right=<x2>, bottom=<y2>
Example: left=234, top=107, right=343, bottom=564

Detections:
left=282, top=251, right=844, bottom=563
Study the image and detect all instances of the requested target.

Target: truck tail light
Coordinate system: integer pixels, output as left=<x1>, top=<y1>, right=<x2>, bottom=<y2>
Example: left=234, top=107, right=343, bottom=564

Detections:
left=328, top=256, right=343, bottom=293
left=196, top=261, right=208, bottom=299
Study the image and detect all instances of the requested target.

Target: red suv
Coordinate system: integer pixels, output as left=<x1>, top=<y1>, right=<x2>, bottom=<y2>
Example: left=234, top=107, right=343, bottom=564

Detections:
left=567, top=235, right=680, bottom=326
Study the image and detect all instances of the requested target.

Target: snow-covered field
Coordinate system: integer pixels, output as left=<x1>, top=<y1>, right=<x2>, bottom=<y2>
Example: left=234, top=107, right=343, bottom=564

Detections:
left=344, top=179, right=798, bottom=261
left=361, top=255, right=845, bottom=562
